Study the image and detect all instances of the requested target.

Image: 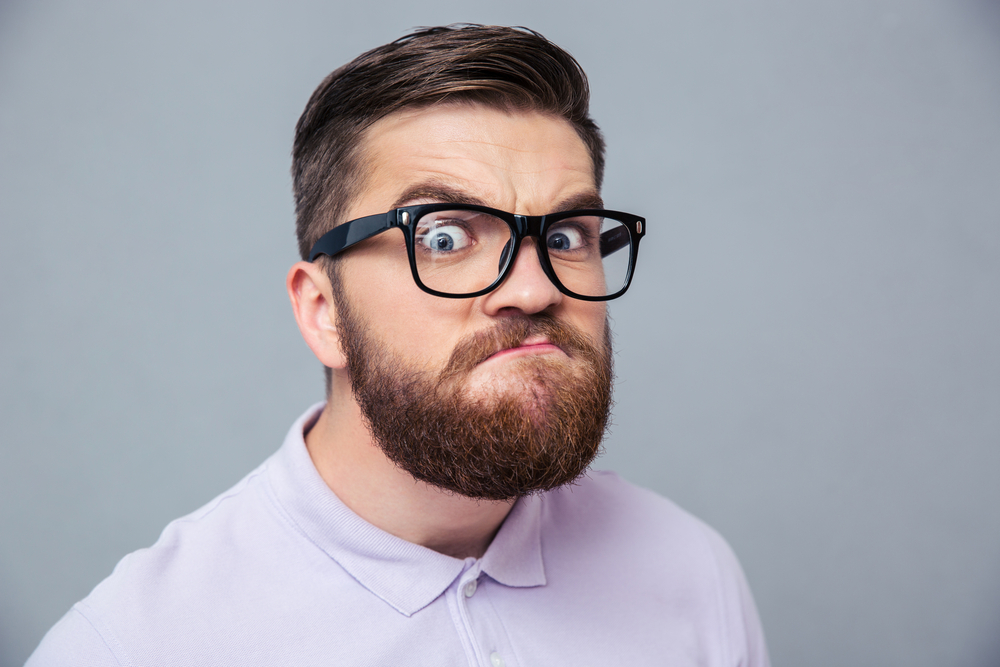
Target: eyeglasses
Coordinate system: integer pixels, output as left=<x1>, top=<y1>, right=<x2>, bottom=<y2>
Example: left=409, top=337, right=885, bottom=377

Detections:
left=308, top=203, right=645, bottom=301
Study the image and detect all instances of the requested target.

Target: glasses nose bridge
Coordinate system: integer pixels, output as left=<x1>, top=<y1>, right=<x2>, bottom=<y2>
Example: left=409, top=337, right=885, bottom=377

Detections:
left=501, top=213, right=556, bottom=286
left=513, top=214, right=546, bottom=240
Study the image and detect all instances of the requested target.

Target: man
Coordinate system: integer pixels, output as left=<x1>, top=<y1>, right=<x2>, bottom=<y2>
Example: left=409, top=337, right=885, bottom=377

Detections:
left=29, top=25, right=768, bottom=666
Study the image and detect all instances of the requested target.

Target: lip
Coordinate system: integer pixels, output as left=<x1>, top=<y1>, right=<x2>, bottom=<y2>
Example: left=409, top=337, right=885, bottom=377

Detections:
left=481, top=336, right=565, bottom=365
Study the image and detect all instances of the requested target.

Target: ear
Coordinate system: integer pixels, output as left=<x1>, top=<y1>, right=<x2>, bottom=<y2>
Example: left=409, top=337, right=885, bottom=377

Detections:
left=286, top=261, right=348, bottom=370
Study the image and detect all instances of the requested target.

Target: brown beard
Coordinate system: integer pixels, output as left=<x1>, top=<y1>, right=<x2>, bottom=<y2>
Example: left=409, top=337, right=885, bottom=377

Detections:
left=331, top=288, right=614, bottom=501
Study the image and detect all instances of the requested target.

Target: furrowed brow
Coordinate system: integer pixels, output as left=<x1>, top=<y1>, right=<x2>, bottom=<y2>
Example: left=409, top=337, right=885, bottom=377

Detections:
left=391, top=182, right=604, bottom=214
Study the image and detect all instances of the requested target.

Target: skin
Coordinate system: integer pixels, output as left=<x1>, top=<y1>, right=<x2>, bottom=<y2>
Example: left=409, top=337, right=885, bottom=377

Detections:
left=286, top=104, right=608, bottom=559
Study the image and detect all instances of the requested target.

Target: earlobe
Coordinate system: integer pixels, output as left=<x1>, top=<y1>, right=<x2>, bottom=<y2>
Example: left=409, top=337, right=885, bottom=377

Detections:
left=286, top=261, right=348, bottom=369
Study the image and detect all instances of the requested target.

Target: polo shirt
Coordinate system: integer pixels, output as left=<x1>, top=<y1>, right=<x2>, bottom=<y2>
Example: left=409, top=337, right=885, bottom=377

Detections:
left=28, top=403, right=769, bottom=666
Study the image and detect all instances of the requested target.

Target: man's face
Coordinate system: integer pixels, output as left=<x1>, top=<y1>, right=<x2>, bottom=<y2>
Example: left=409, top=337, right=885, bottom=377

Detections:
left=330, top=103, right=613, bottom=499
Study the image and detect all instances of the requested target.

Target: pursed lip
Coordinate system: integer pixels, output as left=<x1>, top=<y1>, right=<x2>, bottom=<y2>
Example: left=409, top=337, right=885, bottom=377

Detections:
left=480, top=335, right=565, bottom=365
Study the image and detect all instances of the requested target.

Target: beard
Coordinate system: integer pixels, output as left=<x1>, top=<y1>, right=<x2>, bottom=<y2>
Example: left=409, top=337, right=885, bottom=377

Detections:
left=331, top=287, right=614, bottom=501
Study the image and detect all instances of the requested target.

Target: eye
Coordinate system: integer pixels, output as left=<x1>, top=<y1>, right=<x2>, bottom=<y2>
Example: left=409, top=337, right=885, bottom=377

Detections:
left=546, top=225, right=587, bottom=252
left=417, top=224, right=472, bottom=253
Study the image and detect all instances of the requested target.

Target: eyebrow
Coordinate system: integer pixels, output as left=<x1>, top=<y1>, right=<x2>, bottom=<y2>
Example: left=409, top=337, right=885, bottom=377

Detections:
left=392, top=183, right=485, bottom=209
left=391, top=181, right=605, bottom=214
left=556, top=191, right=605, bottom=212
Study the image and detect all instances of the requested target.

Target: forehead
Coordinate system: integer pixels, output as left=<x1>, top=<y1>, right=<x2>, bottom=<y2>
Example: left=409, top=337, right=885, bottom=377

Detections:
left=351, top=104, right=597, bottom=217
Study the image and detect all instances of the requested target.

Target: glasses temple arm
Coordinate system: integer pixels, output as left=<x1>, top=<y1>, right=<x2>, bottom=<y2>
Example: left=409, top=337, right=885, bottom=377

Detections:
left=308, top=212, right=396, bottom=261
left=599, top=225, right=631, bottom=258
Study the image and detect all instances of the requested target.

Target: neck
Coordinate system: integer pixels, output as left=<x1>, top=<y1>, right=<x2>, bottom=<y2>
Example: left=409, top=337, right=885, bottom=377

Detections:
left=304, top=386, right=514, bottom=560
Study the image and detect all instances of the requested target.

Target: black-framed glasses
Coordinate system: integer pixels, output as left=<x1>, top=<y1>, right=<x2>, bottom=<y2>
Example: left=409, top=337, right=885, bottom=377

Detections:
left=308, top=203, right=645, bottom=301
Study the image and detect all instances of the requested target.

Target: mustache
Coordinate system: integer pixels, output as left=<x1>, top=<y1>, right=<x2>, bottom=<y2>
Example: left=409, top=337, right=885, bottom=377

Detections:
left=440, top=313, right=602, bottom=379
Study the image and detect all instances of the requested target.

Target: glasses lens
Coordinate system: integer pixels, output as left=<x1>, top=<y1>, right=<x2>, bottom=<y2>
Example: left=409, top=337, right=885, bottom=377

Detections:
left=545, top=214, right=633, bottom=298
left=413, top=209, right=514, bottom=295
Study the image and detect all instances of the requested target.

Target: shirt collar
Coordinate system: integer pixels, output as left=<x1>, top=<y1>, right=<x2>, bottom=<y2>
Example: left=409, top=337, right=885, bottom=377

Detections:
left=265, top=403, right=546, bottom=617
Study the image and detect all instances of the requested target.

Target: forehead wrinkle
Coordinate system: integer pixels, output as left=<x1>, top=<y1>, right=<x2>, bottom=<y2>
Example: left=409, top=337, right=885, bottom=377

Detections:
left=364, top=107, right=597, bottom=216
left=402, top=130, right=586, bottom=177
left=392, top=166, right=507, bottom=199
left=403, top=150, right=576, bottom=176
left=380, top=157, right=597, bottom=215
left=432, top=136, right=556, bottom=156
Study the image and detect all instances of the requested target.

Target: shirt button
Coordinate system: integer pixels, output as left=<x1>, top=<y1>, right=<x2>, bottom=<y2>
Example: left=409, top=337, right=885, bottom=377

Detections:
left=489, top=652, right=505, bottom=667
left=463, top=579, right=478, bottom=598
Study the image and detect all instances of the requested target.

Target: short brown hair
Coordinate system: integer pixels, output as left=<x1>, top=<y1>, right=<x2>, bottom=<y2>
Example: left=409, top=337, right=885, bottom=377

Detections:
left=291, top=24, right=606, bottom=260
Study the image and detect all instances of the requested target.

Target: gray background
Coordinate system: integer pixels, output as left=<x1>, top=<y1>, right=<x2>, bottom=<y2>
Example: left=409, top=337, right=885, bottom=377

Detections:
left=1, top=0, right=998, bottom=665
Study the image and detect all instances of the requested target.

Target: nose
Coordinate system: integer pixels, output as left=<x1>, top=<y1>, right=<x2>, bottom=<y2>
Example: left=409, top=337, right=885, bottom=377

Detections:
left=480, top=238, right=562, bottom=316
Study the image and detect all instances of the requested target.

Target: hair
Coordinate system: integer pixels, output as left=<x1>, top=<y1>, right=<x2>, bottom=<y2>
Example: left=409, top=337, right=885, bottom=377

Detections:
left=291, top=24, right=606, bottom=261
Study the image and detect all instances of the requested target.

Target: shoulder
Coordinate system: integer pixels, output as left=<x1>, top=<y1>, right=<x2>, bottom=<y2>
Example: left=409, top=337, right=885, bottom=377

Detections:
left=543, top=469, right=751, bottom=591
left=27, top=459, right=286, bottom=666
left=27, top=607, right=122, bottom=667
left=102, top=458, right=279, bottom=595
left=539, top=471, right=770, bottom=667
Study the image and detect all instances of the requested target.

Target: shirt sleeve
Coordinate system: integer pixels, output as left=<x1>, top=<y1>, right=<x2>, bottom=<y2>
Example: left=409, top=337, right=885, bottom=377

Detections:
left=702, top=525, right=771, bottom=667
left=25, top=606, right=123, bottom=667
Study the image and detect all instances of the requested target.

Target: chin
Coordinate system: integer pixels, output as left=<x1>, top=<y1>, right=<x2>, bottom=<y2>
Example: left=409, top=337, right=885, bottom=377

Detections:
left=464, top=359, right=568, bottom=409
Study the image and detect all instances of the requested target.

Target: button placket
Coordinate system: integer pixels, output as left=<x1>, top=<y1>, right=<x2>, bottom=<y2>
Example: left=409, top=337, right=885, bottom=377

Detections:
left=448, top=562, right=519, bottom=667
left=466, top=580, right=519, bottom=667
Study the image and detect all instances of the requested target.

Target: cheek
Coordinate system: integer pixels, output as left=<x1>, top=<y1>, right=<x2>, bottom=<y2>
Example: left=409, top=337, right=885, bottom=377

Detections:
left=339, top=230, right=413, bottom=319
left=394, top=300, right=476, bottom=372
left=341, top=253, right=474, bottom=369
left=568, top=302, right=608, bottom=349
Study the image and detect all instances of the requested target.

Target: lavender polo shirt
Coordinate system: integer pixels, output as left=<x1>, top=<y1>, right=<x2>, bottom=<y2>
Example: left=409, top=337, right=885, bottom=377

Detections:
left=29, top=404, right=769, bottom=667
